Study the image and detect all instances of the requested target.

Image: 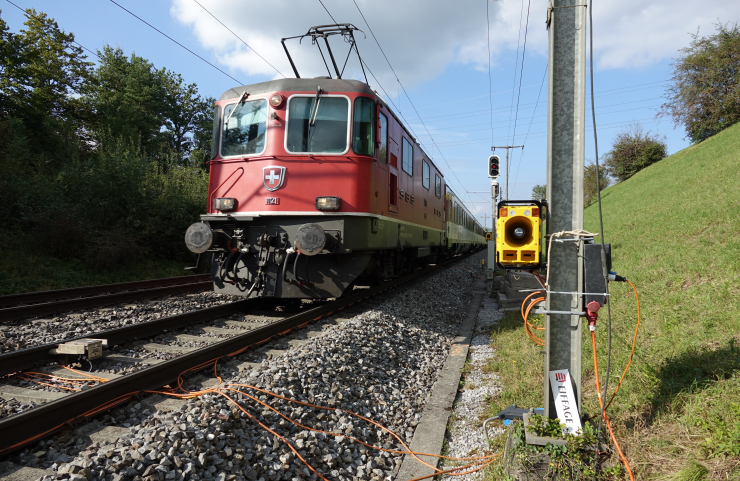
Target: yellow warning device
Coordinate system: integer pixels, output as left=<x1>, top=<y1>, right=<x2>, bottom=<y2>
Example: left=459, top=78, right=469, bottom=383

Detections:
left=496, top=200, right=545, bottom=269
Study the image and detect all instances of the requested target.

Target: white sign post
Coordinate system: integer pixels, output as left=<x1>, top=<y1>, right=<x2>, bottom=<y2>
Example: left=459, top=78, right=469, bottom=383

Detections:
left=548, top=369, right=582, bottom=434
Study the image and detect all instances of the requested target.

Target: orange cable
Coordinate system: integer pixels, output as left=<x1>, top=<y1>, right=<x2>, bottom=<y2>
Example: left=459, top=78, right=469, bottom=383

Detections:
left=591, top=331, right=634, bottom=480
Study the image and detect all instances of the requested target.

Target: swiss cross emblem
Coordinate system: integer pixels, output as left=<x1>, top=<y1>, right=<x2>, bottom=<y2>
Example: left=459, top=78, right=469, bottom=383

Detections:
left=262, top=166, right=286, bottom=192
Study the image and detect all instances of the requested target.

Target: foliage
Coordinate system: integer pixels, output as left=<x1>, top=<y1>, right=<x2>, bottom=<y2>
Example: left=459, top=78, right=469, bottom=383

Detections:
left=661, top=23, right=740, bottom=144
left=602, top=122, right=667, bottom=182
left=510, top=418, right=623, bottom=480
left=0, top=8, right=93, bottom=166
left=531, top=184, right=546, bottom=200
left=584, top=161, right=611, bottom=207
left=0, top=8, right=212, bottom=287
left=85, top=46, right=215, bottom=165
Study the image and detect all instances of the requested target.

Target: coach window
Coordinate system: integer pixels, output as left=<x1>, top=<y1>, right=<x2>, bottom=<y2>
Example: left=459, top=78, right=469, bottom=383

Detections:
left=211, top=105, right=221, bottom=159
left=221, top=99, right=267, bottom=157
left=402, top=137, right=413, bottom=176
left=435, top=174, right=441, bottom=198
left=378, top=112, right=388, bottom=163
left=286, top=96, right=349, bottom=154
left=422, top=160, right=430, bottom=190
left=352, top=97, right=375, bottom=156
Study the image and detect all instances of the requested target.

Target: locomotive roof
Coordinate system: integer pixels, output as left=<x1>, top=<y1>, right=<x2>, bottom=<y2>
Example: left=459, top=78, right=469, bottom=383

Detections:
left=219, top=78, right=375, bottom=100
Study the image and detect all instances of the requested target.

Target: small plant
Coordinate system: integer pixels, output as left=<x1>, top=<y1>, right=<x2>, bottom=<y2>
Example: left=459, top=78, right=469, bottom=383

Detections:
left=510, top=418, right=624, bottom=480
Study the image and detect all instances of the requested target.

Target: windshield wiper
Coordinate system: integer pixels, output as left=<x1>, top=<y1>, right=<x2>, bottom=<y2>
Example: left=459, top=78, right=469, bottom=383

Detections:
left=224, top=91, right=250, bottom=130
left=306, top=87, right=324, bottom=149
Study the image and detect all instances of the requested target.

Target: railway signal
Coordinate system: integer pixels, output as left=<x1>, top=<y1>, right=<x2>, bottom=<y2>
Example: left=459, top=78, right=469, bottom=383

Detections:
left=488, top=155, right=500, bottom=178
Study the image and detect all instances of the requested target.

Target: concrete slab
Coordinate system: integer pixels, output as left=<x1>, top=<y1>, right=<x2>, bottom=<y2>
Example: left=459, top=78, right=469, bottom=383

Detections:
left=101, top=354, right=164, bottom=366
left=38, top=366, right=121, bottom=381
left=396, top=278, right=488, bottom=480
left=0, top=385, right=66, bottom=404
left=224, top=320, right=269, bottom=329
left=202, top=326, right=244, bottom=335
left=138, top=343, right=195, bottom=354
left=142, top=394, right=187, bottom=413
left=0, top=461, right=53, bottom=480
left=172, top=334, right=220, bottom=344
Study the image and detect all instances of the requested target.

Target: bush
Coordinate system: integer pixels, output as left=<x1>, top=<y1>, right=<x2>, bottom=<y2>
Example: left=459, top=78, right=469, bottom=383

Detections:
left=603, top=122, right=667, bottom=182
left=584, top=161, right=611, bottom=207
left=661, top=23, right=740, bottom=143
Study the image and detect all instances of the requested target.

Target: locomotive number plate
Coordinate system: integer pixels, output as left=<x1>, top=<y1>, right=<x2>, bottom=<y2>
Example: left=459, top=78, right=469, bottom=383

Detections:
left=265, top=197, right=280, bottom=205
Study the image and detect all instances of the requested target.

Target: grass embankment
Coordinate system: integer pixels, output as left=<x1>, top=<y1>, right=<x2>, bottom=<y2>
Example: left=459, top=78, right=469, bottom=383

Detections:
left=0, top=236, right=197, bottom=295
left=482, top=122, right=740, bottom=479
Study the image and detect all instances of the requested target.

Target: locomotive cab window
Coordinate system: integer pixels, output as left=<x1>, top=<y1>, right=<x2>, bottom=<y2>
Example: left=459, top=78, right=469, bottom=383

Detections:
left=378, top=112, right=388, bottom=163
left=352, top=97, right=375, bottom=156
left=286, top=95, right=349, bottom=154
left=211, top=105, right=221, bottom=159
left=422, top=160, right=430, bottom=190
left=402, top=137, right=413, bottom=176
left=221, top=99, right=267, bottom=157
left=435, top=174, right=442, bottom=198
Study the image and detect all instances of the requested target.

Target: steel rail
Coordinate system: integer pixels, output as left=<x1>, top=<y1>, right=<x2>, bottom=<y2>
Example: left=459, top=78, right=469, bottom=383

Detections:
left=0, top=299, right=255, bottom=377
left=0, top=278, right=213, bottom=323
left=0, top=275, right=211, bottom=308
left=0, top=256, right=469, bottom=455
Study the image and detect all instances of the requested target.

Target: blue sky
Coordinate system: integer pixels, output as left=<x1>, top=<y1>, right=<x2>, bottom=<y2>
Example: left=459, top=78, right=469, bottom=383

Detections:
left=3, top=0, right=739, bottom=229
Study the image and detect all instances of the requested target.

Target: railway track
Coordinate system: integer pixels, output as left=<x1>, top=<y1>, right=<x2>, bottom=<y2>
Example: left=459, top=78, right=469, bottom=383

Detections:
left=0, top=254, right=479, bottom=456
left=0, top=275, right=212, bottom=323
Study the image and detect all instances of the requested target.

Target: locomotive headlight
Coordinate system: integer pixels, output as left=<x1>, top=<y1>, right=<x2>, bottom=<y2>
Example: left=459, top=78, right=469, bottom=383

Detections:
left=213, top=197, right=236, bottom=212
left=270, top=94, right=284, bottom=108
left=513, top=227, right=525, bottom=238
left=316, top=196, right=341, bottom=211
left=524, top=209, right=531, bottom=216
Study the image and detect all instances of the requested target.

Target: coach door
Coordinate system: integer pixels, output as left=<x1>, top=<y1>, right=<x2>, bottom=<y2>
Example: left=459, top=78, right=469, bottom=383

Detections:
left=379, top=110, right=398, bottom=215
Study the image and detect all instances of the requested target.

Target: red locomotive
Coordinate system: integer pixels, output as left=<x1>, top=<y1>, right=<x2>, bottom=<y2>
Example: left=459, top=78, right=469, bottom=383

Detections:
left=184, top=25, right=484, bottom=298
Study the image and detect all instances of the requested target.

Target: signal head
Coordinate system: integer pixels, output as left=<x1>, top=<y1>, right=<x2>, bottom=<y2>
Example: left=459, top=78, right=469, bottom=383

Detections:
left=488, top=155, right=500, bottom=178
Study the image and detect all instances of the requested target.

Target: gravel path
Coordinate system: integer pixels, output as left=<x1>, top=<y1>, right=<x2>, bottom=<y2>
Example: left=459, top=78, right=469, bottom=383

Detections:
left=0, top=291, right=239, bottom=354
left=11, top=252, right=488, bottom=481
left=441, top=295, right=503, bottom=480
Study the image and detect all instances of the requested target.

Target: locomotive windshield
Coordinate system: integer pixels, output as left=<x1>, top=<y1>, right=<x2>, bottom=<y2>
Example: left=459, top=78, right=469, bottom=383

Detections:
left=221, top=99, right=267, bottom=157
left=286, top=96, right=349, bottom=154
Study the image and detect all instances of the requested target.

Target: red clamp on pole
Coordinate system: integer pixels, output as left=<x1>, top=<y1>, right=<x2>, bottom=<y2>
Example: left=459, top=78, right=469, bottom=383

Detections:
left=586, top=300, right=601, bottom=331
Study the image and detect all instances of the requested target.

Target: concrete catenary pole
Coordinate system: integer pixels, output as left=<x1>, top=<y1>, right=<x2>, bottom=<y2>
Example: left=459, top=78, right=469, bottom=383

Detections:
left=543, top=0, right=587, bottom=419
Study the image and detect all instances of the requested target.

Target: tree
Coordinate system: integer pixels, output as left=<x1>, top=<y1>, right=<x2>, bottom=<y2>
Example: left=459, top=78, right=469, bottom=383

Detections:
left=602, top=122, right=667, bottom=182
left=661, top=23, right=740, bottom=143
left=86, top=46, right=167, bottom=154
left=0, top=9, right=93, bottom=164
left=584, top=161, right=610, bottom=207
left=531, top=184, right=546, bottom=200
left=87, top=46, right=215, bottom=165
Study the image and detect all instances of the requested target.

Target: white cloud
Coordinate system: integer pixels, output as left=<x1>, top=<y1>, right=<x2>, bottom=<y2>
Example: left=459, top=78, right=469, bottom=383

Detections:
left=172, top=0, right=739, bottom=94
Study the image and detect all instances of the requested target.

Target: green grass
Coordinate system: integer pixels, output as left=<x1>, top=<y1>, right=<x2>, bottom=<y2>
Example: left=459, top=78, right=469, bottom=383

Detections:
left=483, top=122, right=740, bottom=479
left=0, top=235, right=198, bottom=295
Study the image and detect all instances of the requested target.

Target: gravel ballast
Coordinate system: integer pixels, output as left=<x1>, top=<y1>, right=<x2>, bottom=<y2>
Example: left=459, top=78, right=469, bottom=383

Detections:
left=0, top=292, right=238, bottom=354
left=11, top=252, right=488, bottom=480
left=441, top=295, right=503, bottom=480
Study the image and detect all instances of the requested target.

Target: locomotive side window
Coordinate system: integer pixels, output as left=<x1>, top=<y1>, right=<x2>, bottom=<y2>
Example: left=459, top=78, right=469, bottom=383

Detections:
left=211, top=105, right=221, bottom=159
left=422, top=160, right=430, bottom=190
left=352, top=97, right=375, bottom=156
left=435, top=174, right=442, bottom=198
left=378, top=112, right=388, bottom=163
left=402, top=138, right=413, bottom=176
left=221, top=99, right=267, bottom=157
left=286, top=96, right=349, bottom=154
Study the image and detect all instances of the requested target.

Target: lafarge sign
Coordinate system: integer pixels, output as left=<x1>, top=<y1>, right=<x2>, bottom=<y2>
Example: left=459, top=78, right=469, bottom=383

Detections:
left=548, top=369, right=582, bottom=434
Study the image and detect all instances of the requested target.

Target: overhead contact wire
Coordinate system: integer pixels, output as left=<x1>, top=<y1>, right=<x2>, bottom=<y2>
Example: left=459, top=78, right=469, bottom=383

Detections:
left=191, top=0, right=285, bottom=78
left=108, top=0, right=243, bottom=85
